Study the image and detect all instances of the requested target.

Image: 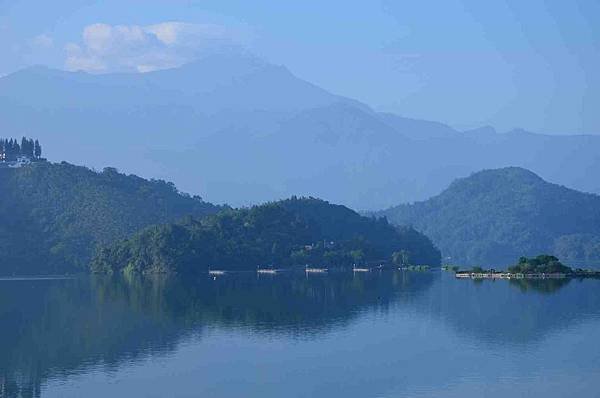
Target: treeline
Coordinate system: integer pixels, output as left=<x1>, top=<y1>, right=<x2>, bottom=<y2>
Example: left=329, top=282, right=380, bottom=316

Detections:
left=0, top=137, right=42, bottom=162
left=507, top=255, right=572, bottom=274
left=91, top=197, right=441, bottom=275
left=0, top=137, right=42, bottom=161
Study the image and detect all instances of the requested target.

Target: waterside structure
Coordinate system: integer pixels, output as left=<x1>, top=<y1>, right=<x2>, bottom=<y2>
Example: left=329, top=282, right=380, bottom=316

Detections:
left=455, top=271, right=567, bottom=280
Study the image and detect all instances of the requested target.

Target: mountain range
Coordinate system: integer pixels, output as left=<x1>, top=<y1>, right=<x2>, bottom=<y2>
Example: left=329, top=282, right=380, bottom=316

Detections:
left=1, top=54, right=599, bottom=210
left=376, top=167, right=600, bottom=267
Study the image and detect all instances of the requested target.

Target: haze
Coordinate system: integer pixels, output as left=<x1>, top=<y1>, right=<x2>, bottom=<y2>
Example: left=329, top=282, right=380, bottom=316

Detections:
left=2, top=3, right=600, bottom=396
left=2, top=0, right=599, bottom=134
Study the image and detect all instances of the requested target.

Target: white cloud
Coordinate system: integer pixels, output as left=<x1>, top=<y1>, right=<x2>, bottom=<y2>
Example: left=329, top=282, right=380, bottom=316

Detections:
left=65, top=21, right=239, bottom=73
left=65, top=42, right=105, bottom=72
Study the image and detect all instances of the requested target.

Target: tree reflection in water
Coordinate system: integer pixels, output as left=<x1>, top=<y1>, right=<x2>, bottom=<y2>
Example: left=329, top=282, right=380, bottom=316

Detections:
left=1, top=272, right=599, bottom=398
left=0, top=271, right=433, bottom=397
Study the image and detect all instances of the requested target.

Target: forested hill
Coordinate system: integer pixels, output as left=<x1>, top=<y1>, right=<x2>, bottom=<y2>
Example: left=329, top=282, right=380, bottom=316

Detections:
left=91, top=197, right=441, bottom=274
left=0, top=161, right=221, bottom=275
left=377, top=167, right=600, bottom=267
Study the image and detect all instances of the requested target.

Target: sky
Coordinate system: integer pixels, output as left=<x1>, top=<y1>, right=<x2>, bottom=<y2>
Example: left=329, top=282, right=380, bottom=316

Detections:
left=1, top=0, right=599, bottom=134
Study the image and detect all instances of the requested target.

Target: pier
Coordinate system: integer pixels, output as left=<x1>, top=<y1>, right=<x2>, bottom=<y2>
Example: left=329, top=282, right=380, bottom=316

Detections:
left=455, top=272, right=567, bottom=280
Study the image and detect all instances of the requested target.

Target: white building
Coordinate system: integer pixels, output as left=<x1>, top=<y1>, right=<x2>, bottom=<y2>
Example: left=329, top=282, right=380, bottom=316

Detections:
left=7, top=155, right=32, bottom=168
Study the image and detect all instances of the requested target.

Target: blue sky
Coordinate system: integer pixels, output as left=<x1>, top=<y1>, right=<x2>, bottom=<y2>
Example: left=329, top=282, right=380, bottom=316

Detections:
left=1, top=0, right=598, bottom=134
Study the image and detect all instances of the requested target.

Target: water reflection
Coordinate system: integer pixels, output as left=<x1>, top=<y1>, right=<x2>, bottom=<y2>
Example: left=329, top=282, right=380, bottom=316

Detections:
left=508, top=277, right=572, bottom=293
left=0, top=271, right=433, bottom=397
left=1, top=271, right=599, bottom=398
left=433, top=276, right=600, bottom=345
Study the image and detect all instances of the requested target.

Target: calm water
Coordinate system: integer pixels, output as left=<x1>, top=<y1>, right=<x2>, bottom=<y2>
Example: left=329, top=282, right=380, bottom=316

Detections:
left=1, top=271, right=599, bottom=398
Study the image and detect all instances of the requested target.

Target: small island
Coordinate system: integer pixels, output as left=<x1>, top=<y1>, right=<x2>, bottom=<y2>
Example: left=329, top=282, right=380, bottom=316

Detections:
left=455, top=255, right=600, bottom=280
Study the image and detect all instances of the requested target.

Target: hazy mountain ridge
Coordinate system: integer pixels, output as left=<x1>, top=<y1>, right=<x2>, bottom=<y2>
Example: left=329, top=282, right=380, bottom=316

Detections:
left=1, top=55, right=599, bottom=209
left=376, top=167, right=600, bottom=266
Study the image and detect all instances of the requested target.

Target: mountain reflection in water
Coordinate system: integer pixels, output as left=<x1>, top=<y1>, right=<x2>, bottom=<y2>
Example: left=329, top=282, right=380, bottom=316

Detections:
left=1, top=271, right=599, bottom=398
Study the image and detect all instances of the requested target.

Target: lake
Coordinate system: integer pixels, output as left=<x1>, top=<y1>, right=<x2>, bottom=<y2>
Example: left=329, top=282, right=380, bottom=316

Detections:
left=1, top=271, right=599, bottom=397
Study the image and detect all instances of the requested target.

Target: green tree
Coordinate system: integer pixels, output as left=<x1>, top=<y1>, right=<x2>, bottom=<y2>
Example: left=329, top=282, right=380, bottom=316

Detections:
left=392, top=250, right=410, bottom=266
left=34, top=139, right=42, bottom=159
left=350, top=249, right=365, bottom=264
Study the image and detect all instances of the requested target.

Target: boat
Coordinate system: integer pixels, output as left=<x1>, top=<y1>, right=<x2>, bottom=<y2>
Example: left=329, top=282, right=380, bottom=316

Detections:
left=208, top=269, right=226, bottom=276
left=352, top=263, right=370, bottom=272
left=257, top=268, right=279, bottom=274
left=305, top=266, right=328, bottom=273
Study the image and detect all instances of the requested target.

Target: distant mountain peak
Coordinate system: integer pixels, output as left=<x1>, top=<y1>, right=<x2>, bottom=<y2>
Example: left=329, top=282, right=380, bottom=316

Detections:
left=442, top=167, right=547, bottom=198
left=465, top=166, right=543, bottom=181
left=462, top=125, right=497, bottom=135
left=506, top=127, right=533, bottom=135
